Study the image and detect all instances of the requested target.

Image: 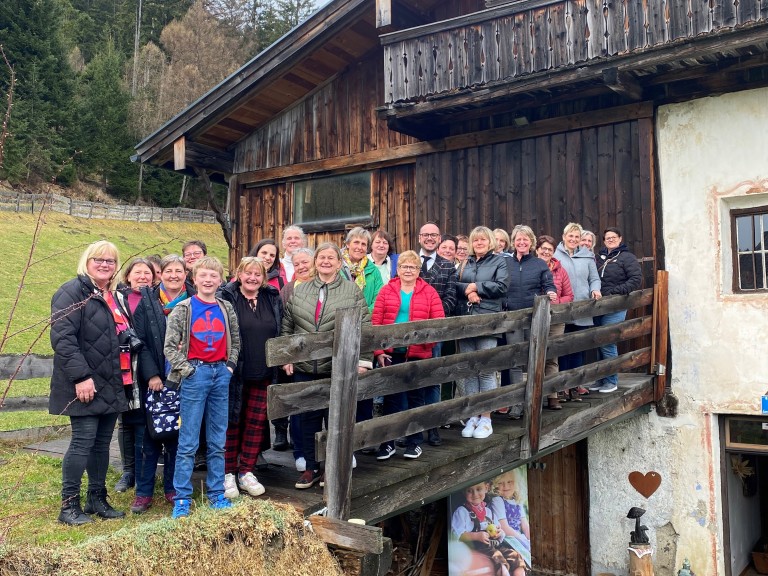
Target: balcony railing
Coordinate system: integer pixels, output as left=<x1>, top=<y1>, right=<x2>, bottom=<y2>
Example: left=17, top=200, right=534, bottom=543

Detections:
left=381, top=0, right=768, bottom=104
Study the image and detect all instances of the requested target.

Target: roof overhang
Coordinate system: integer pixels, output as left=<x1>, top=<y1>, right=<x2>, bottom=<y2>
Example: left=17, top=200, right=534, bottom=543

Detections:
left=132, top=0, right=378, bottom=178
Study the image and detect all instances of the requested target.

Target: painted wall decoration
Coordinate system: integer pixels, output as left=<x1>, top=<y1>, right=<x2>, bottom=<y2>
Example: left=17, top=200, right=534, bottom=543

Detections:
left=628, top=471, right=662, bottom=499
left=448, top=466, right=531, bottom=576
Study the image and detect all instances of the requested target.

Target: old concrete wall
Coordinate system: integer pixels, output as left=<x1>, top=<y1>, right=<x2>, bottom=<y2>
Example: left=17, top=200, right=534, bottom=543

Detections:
left=587, top=86, right=768, bottom=576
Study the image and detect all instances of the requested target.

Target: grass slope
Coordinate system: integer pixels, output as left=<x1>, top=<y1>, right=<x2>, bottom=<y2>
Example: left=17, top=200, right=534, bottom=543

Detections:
left=0, top=447, right=343, bottom=575
left=1, top=211, right=227, bottom=356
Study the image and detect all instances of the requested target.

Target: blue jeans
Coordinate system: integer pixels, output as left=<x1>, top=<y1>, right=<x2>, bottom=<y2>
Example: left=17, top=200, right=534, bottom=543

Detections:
left=424, top=342, right=442, bottom=405
left=594, top=310, right=627, bottom=386
left=62, top=413, right=119, bottom=500
left=173, top=361, right=230, bottom=501
left=457, top=336, right=499, bottom=396
left=136, top=432, right=177, bottom=498
left=381, top=353, right=424, bottom=447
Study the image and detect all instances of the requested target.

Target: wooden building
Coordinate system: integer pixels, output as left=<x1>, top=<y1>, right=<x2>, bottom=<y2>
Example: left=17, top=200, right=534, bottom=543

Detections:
left=134, top=0, right=768, bottom=573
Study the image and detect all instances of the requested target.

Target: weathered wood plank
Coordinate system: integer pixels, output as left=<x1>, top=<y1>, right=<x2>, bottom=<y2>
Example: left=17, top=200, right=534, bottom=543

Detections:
left=308, top=515, right=384, bottom=554
left=267, top=289, right=653, bottom=367
left=326, top=306, right=364, bottom=520
left=268, top=341, right=530, bottom=420
left=522, top=296, right=551, bottom=458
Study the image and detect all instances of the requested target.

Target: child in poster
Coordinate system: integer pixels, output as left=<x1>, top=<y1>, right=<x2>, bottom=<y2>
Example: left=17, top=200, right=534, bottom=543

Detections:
left=450, top=481, right=527, bottom=576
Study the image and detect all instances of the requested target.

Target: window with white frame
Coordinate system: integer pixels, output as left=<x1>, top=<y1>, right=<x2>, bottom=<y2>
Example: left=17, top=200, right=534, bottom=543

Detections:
left=731, top=207, right=768, bottom=292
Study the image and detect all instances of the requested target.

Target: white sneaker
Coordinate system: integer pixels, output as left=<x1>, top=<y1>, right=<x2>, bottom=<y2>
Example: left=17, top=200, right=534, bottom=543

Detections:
left=473, top=417, right=493, bottom=439
left=352, top=455, right=357, bottom=469
left=223, top=473, right=240, bottom=499
left=238, top=472, right=265, bottom=497
left=295, top=457, right=306, bottom=472
left=588, top=382, right=603, bottom=391
left=461, top=416, right=480, bottom=438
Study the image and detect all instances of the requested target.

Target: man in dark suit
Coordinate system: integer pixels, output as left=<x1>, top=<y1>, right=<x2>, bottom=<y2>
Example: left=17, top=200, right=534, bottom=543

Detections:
left=417, top=222, right=457, bottom=446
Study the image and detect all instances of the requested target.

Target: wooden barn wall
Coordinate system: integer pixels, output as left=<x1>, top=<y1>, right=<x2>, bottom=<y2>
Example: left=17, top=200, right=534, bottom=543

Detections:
left=229, top=164, right=415, bottom=264
left=233, top=52, right=417, bottom=174
left=413, top=117, right=656, bottom=287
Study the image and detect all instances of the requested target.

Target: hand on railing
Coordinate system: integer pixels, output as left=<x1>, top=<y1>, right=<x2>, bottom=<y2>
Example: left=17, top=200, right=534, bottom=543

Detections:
left=591, top=290, right=602, bottom=300
left=282, top=363, right=294, bottom=376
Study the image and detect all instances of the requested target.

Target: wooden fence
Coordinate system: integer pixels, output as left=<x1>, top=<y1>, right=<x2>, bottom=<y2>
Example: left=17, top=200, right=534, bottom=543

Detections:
left=266, top=270, right=668, bottom=520
left=0, top=191, right=217, bottom=223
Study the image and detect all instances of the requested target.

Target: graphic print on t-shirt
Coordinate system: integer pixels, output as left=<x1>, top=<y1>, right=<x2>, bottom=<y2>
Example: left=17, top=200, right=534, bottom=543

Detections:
left=192, top=309, right=225, bottom=351
left=188, top=296, right=227, bottom=362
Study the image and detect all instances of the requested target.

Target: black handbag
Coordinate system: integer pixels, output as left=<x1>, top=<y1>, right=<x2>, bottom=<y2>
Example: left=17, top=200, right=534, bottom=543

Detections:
left=145, top=387, right=180, bottom=441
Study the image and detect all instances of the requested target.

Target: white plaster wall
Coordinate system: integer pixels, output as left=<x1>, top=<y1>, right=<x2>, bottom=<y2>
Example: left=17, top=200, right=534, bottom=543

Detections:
left=588, top=87, right=768, bottom=576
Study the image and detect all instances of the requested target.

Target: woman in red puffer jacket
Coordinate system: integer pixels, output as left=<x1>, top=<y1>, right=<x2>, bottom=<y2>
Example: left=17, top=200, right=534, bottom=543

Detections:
left=372, top=250, right=445, bottom=461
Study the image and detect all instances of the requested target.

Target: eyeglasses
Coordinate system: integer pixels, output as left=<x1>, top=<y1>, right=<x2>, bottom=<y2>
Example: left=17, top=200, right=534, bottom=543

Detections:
left=604, top=236, right=620, bottom=242
left=184, top=250, right=204, bottom=259
left=91, top=258, right=116, bottom=266
left=538, top=247, right=554, bottom=253
left=398, top=265, right=420, bottom=272
left=456, top=247, right=468, bottom=252
left=419, top=233, right=440, bottom=239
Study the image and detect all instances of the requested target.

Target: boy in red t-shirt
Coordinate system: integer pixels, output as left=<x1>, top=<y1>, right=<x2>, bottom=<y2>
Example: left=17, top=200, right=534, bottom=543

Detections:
left=164, top=257, right=240, bottom=519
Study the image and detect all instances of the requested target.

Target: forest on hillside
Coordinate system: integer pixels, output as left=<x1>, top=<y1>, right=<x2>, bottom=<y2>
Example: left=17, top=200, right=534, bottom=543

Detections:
left=0, top=0, right=316, bottom=208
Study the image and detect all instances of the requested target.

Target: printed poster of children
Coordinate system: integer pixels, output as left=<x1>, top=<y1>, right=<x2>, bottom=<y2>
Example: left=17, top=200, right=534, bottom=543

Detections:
left=448, top=467, right=532, bottom=576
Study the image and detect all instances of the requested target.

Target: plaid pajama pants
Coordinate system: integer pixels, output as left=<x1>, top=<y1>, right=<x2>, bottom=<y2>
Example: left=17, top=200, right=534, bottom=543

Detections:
left=224, top=378, right=270, bottom=475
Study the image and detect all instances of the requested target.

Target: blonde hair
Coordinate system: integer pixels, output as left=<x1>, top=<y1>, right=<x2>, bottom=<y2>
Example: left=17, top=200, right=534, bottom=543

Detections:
left=468, top=226, right=497, bottom=256
left=77, top=240, right=120, bottom=290
left=397, top=250, right=421, bottom=267
left=510, top=224, right=536, bottom=250
left=235, top=257, right=269, bottom=288
left=191, top=256, right=225, bottom=279
left=562, top=222, right=583, bottom=237
left=493, top=228, right=511, bottom=252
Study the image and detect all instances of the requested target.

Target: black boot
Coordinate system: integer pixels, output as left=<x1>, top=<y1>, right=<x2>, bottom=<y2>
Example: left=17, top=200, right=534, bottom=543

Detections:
left=273, top=421, right=290, bottom=452
left=84, top=489, right=125, bottom=519
left=58, top=497, right=93, bottom=526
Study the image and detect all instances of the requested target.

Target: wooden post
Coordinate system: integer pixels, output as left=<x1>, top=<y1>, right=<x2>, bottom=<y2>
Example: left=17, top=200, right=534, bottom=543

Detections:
left=174, top=136, right=186, bottom=171
left=376, top=0, right=392, bottom=29
left=325, top=305, right=364, bottom=520
left=628, top=543, right=654, bottom=575
left=653, top=270, right=669, bottom=402
left=521, top=295, right=551, bottom=459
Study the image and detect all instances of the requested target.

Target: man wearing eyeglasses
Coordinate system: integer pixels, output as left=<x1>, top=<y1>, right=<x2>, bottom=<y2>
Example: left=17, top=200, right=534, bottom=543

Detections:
left=417, top=222, right=458, bottom=446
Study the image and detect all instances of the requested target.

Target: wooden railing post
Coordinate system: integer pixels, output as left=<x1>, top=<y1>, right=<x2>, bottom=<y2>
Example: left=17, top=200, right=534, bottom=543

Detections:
left=521, top=295, right=551, bottom=459
left=325, top=305, right=364, bottom=520
left=652, top=270, right=669, bottom=402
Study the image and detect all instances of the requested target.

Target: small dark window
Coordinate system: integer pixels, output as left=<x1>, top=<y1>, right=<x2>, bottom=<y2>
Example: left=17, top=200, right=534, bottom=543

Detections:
left=732, top=207, right=768, bottom=292
left=293, top=172, right=372, bottom=231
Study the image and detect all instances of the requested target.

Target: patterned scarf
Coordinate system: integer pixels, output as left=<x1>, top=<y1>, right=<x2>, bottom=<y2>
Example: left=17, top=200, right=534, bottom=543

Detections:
left=158, top=283, right=188, bottom=315
left=342, top=250, right=368, bottom=291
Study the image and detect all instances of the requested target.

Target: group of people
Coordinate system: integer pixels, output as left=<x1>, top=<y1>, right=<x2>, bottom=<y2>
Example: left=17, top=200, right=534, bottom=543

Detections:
left=49, top=219, right=641, bottom=524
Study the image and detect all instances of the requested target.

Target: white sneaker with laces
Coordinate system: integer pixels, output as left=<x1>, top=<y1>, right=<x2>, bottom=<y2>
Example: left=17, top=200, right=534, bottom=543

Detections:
left=473, top=417, right=493, bottom=439
left=238, top=472, right=265, bottom=497
left=295, top=457, right=307, bottom=472
left=461, top=416, right=479, bottom=438
left=224, top=473, right=240, bottom=499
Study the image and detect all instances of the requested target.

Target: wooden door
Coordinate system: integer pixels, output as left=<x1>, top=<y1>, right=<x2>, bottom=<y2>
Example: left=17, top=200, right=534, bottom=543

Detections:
left=527, top=441, right=590, bottom=575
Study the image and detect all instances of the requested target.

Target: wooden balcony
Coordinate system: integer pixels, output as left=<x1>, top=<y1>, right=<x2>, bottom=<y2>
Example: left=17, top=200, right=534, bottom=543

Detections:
left=262, top=272, right=669, bottom=531
left=380, top=0, right=768, bottom=131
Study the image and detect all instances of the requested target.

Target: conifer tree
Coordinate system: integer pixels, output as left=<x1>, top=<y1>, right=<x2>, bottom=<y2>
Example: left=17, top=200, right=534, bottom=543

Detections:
left=0, top=0, right=76, bottom=184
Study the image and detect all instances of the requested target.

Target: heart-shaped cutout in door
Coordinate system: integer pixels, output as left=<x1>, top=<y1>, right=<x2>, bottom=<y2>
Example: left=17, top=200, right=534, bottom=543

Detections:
left=628, top=471, right=661, bottom=498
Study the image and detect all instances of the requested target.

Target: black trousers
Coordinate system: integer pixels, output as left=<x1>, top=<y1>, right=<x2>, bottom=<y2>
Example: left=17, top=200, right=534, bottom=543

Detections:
left=61, top=413, right=119, bottom=501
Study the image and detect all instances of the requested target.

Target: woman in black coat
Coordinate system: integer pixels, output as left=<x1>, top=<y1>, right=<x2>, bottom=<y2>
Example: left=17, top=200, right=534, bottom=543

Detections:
left=50, top=240, right=130, bottom=525
left=128, top=254, right=189, bottom=514
left=218, top=256, right=283, bottom=499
